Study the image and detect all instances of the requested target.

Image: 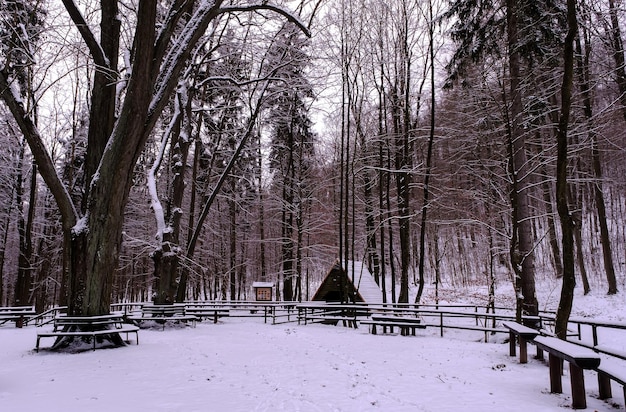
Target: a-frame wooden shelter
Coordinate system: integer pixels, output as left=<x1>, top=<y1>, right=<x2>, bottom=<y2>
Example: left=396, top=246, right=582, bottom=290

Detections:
left=311, top=260, right=382, bottom=304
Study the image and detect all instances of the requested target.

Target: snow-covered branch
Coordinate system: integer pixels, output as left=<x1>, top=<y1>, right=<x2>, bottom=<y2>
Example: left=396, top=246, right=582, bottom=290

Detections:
left=0, top=70, right=78, bottom=229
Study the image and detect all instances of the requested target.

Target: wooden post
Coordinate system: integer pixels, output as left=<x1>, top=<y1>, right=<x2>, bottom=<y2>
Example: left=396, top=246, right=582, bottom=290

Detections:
left=597, top=371, right=612, bottom=400
left=548, top=354, right=563, bottom=393
left=592, top=325, right=598, bottom=346
left=519, top=337, right=528, bottom=364
left=439, top=312, right=444, bottom=337
left=536, top=346, right=544, bottom=361
left=569, top=363, right=586, bottom=409
left=509, top=331, right=517, bottom=356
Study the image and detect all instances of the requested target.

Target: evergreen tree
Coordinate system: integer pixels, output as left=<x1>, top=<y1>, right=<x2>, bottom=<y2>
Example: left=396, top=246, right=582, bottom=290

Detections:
left=266, top=24, right=316, bottom=301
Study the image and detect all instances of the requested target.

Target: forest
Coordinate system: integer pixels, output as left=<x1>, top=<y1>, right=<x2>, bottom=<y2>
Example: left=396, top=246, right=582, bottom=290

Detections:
left=0, top=0, right=624, bottom=328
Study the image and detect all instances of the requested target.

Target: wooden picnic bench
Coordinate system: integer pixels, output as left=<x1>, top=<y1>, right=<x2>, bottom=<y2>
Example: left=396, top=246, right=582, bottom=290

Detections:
left=307, top=313, right=359, bottom=328
left=361, top=314, right=426, bottom=336
left=36, top=314, right=139, bottom=352
left=0, top=306, right=37, bottom=327
left=596, top=361, right=626, bottom=407
left=297, top=304, right=369, bottom=328
left=184, top=306, right=230, bottom=324
left=502, top=321, right=539, bottom=363
left=533, top=336, right=601, bottom=409
left=127, top=304, right=197, bottom=329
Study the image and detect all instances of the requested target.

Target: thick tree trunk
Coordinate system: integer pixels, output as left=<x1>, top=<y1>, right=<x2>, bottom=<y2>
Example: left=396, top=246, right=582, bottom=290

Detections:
left=506, top=0, right=538, bottom=319
left=152, top=239, right=180, bottom=305
left=82, top=0, right=120, bottom=209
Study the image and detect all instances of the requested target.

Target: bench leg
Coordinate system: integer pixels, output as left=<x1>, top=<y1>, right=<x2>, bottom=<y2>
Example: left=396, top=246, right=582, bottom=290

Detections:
left=519, top=337, right=528, bottom=364
left=548, top=354, right=563, bottom=393
left=569, top=363, right=587, bottom=409
left=371, top=324, right=377, bottom=335
left=597, top=371, right=612, bottom=400
left=536, top=346, right=544, bottom=361
left=509, top=331, right=516, bottom=357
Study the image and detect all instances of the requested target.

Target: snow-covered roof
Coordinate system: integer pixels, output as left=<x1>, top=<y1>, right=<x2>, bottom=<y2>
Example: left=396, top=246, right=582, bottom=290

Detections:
left=252, top=282, right=274, bottom=288
left=343, top=260, right=383, bottom=304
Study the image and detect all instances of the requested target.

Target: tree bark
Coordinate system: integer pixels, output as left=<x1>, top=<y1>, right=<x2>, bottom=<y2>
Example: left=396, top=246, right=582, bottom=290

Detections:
left=81, top=0, right=119, bottom=211
left=555, top=0, right=577, bottom=340
left=14, top=141, right=35, bottom=307
left=575, top=26, right=618, bottom=294
left=607, top=0, right=626, bottom=121
left=416, top=0, right=436, bottom=304
left=506, top=0, right=538, bottom=319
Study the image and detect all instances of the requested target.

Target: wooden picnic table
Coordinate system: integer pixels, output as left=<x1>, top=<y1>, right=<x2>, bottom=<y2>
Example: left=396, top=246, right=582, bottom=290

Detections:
left=36, top=313, right=139, bottom=352
left=0, top=306, right=36, bottom=327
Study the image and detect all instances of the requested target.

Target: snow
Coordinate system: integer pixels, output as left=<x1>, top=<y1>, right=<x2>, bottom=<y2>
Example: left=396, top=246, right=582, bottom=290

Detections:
left=1, top=297, right=624, bottom=412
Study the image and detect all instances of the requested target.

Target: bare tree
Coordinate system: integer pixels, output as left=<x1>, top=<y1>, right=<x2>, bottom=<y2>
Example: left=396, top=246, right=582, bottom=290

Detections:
left=0, top=1, right=308, bottom=347
left=554, top=0, right=577, bottom=340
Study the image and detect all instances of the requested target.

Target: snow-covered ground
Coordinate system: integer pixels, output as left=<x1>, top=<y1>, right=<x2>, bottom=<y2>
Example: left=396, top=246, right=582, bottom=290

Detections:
left=1, top=288, right=625, bottom=412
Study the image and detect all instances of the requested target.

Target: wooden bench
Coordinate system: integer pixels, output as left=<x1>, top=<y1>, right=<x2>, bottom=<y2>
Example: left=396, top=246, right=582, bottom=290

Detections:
left=36, top=314, right=139, bottom=352
left=0, top=306, right=37, bottom=327
left=533, top=336, right=601, bottom=409
left=128, top=304, right=197, bottom=329
left=596, top=362, right=626, bottom=405
left=185, top=307, right=230, bottom=324
left=502, top=321, right=539, bottom=363
left=307, top=314, right=359, bottom=328
left=361, top=315, right=426, bottom=336
left=297, top=307, right=354, bottom=327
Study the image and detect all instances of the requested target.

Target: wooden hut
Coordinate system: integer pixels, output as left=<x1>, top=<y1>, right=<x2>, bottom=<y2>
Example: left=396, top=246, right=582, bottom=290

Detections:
left=312, top=260, right=382, bottom=304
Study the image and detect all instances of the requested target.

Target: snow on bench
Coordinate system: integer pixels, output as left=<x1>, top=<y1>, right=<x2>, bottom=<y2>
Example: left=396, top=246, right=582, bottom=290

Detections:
left=502, top=321, right=539, bottom=364
left=533, top=336, right=601, bottom=409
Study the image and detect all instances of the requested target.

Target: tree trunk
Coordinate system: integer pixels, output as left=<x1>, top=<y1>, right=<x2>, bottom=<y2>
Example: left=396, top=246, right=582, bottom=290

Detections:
left=572, top=211, right=591, bottom=295
left=82, top=0, right=120, bottom=210
left=607, top=0, right=626, bottom=121
left=14, top=140, right=34, bottom=307
left=540, top=163, right=563, bottom=279
left=506, top=0, right=538, bottom=319
left=152, top=240, right=180, bottom=305
left=592, top=138, right=618, bottom=294
left=281, top=182, right=295, bottom=302
left=229, top=180, right=237, bottom=300
left=416, top=0, right=436, bottom=304
left=575, top=28, right=618, bottom=294
left=555, top=0, right=577, bottom=340
left=152, top=84, right=190, bottom=305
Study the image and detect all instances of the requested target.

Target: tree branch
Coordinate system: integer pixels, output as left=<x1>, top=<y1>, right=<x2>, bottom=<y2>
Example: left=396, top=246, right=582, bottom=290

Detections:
left=0, top=71, right=78, bottom=229
left=61, top=0, right=109, bottom=69
left=218, top=4, right=311, bottom=37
